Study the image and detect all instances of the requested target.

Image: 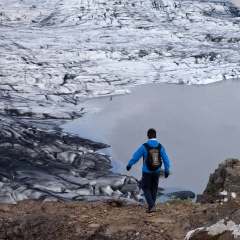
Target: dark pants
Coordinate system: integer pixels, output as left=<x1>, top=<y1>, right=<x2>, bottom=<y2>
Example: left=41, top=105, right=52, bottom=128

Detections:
left=142, top=171, right=160, bottom=209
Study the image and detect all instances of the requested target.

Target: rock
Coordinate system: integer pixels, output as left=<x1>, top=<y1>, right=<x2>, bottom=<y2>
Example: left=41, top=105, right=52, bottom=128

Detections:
left=120, top=184, right=140, bottom=195
left=27, top=206, right=47, bottom=217
left=166, top=191, right=195, bottom=200
left=88, top=223, right=100, bottom=228
left=0, top=203, right=11, bottom=212
left=172, top=227, right=187, bottom=239
left=132, top=194, right=145, bottom=202
left=99, top=185, right=114, bottom=196
left=112, top=190, right=123, bottom=198
left=74, top=188, right=93, bottom=196
left=185, top=219, right=240, bottom=240
left=196, top=158, right=240, bottom=203
left=186, top=159, right=240, bottom=240
left=145, top=217, right=173, bottom=224
left=93, top=175, right=127, bottom=191
left=0, top=189, right=18, bottom=204
left=105, top=224, right=137, bottom=236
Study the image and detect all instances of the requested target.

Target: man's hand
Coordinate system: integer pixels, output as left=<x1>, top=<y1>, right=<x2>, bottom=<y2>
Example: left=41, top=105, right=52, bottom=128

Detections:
left=165, top=172, right=169, bottom=178
left=126, top=166, right=131, bottom=171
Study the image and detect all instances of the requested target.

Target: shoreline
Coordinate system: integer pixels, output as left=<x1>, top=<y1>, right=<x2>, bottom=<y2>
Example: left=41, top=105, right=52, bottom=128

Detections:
left=62, top=79, right=240, bottom=197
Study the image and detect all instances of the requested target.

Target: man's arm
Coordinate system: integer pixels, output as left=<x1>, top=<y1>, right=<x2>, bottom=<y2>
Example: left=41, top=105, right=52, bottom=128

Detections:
left=126, top=145, right=145, bottom=169
left=161, top=145, right=170, bottom=173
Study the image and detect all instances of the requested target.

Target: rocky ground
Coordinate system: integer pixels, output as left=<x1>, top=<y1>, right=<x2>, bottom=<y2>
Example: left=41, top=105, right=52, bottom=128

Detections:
left=0, top=197, right=240, bottom=240
left=0, top=0, right=240, bottom=203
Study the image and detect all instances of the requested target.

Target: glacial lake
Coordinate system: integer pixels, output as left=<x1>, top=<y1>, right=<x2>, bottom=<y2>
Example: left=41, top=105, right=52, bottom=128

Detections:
left=61, top=79, right=240, bottom=197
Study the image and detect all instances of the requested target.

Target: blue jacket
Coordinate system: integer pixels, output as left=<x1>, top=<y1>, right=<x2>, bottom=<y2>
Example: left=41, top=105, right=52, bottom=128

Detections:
left=127, top=139, right=170, bottom=173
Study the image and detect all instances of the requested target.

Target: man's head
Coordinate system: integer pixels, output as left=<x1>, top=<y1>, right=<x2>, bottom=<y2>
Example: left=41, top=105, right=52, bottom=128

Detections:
left=147, top=128, right=156, bottom=139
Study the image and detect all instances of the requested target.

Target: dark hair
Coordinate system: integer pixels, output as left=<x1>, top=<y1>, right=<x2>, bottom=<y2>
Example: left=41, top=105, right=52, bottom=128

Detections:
left=147, top=128, right=156, bottom=139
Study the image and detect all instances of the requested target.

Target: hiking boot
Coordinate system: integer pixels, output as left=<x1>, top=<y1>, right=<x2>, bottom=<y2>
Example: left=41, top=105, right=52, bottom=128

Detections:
left=146, top=206, right=156, bottom=213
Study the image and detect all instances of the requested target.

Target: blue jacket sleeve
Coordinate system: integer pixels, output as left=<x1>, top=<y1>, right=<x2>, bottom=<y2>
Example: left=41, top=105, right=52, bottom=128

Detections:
left=127, top=145, right=145, bottom=167
left=161, top=145, right=170, bottom=173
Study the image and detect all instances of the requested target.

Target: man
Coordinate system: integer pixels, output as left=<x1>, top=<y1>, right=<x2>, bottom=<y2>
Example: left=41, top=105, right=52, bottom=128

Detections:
left=126, top=128, right=170, bottom=213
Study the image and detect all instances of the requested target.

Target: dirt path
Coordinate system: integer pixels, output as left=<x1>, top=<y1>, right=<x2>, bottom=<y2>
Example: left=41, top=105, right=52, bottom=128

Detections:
left=0, top=199, right=238, bottom=240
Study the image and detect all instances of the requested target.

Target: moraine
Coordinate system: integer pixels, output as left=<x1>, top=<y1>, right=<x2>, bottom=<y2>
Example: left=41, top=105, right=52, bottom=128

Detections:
left=0, top=0, right=239, bottom=203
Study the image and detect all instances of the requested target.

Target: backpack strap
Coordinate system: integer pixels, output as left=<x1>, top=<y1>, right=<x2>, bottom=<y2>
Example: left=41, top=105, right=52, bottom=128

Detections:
left=143, top=143, right=162, bottom=162
left=142, top=143, right=150, bottom=163
left=158, top=143, right=162, bottom=158
left=143, top=143, right=151, bottom=151
left=157, top=143, right=162, bottom=151
left=143, top=143, right=161, bottom=151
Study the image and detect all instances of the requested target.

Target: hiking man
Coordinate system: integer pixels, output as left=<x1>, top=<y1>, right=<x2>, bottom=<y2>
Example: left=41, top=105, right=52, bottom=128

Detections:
left=126, top=128, right=170, bottom=213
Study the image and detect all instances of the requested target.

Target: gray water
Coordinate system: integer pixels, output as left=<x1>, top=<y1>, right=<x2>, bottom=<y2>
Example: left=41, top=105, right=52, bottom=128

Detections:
left=61, top=79, right=240, bottom=196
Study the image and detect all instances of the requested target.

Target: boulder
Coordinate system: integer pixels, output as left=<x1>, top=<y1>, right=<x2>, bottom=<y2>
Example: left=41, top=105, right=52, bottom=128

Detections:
left=166, top=191, right=195, bottom=200
left=186, top=158, right=240, bottom=240
left=120, top=184, right=140, bottom=195
left=196, top=158, right=240, bottom=203
left=185, top=210, right=240, bottom=240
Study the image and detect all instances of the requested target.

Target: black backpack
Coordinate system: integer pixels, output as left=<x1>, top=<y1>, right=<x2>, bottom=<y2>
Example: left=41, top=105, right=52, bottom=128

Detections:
left=143, top=143, right=162, bottom=171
